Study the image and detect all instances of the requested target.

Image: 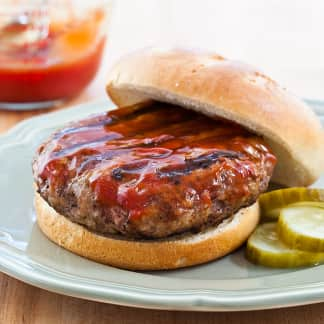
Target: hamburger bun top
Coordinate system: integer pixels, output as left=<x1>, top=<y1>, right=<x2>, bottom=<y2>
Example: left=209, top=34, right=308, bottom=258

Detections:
left=106, top=48, right=324, bottom=187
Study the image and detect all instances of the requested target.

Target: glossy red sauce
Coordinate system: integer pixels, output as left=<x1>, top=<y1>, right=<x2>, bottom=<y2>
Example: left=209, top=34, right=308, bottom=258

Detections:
left=0, top=9, right=105, bottom=102
left=37, top=103, right=277, bottom=220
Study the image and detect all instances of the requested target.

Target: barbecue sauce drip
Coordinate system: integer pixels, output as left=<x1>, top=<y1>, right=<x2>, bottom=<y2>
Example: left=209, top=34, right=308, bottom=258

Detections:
left=37, top=102, right=277, bottom=220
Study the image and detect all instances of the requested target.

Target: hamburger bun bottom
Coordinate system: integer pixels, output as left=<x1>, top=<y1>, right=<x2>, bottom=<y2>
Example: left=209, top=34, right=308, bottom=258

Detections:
left=35, top=191, right=260, bottom=270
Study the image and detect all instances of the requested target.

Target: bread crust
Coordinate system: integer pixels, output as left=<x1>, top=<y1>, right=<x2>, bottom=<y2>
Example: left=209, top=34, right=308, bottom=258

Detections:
left=35, top=191, right=259, bottom=270
left=106, top=48, right=324, bottom=187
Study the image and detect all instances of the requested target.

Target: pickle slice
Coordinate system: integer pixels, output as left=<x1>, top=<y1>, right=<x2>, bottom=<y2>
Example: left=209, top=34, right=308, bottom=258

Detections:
left=285, top=201, right=324, bottom=209
left=278, top=205, right=324, bottom=252
left=259, top=188, right=324, bottom=222
left=246, top=223, right=324, bottom=268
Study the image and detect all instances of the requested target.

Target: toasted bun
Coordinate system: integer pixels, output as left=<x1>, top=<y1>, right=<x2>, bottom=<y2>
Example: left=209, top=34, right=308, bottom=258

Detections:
left=106, top=48, right=324, bottom=187
left=35, top=191, right=259, bottom=270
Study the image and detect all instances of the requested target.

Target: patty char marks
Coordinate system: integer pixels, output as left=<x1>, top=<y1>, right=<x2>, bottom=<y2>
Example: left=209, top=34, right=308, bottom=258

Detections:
left=33, top=102, right=277, bottom=238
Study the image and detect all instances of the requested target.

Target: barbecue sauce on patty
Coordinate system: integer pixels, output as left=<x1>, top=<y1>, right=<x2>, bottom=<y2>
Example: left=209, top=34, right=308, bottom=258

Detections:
left=35, top=102, right=277, bottom=221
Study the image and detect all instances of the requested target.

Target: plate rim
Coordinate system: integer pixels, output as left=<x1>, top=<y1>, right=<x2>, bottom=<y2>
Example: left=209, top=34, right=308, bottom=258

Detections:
left=0, top=98, right=323, bottom=311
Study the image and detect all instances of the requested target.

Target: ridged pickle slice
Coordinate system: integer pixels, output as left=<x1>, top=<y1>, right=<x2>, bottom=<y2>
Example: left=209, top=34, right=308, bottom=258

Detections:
left=259, top=188, right=324, bottom=222
left=246, top=223, right=324, bottom=268
left=278, top=204, right=324, bottom=252
left=283, top=201, right=324, bottom=209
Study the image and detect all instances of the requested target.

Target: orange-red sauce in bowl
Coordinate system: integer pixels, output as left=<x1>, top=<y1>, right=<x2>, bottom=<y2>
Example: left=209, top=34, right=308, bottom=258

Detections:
left=0, top=9, right=106, bottom=103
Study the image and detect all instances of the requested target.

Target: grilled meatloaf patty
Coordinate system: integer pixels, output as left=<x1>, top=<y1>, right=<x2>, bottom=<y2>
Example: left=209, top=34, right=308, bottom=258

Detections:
left=33, top=102, right=276, bottom=239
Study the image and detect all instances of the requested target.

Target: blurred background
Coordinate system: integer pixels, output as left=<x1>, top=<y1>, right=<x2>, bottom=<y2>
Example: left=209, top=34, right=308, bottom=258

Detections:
left=0, top=0, right=323, bottom=109
left=103, top=0, right=324, bottom=100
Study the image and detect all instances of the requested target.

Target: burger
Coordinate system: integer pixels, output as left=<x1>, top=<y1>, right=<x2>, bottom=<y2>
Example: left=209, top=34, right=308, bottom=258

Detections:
left=32, top=48, right=323, bottom=270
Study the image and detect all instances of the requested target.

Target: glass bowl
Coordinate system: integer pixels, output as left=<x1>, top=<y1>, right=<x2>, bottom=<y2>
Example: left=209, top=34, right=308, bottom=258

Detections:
left=0, top=0, right=113, bottom=110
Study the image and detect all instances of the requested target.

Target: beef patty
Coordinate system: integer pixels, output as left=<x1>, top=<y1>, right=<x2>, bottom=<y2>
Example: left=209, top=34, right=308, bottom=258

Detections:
left=33, top=102, right=277, bottom=239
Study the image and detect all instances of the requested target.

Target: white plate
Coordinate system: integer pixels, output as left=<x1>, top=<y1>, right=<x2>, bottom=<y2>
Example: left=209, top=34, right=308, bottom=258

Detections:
left=0, top=98, right=323, bottom=311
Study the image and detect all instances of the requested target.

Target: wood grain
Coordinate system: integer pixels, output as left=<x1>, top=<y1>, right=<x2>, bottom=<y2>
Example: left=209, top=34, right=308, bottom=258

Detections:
left=1, top=271, right=324, bottom=324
